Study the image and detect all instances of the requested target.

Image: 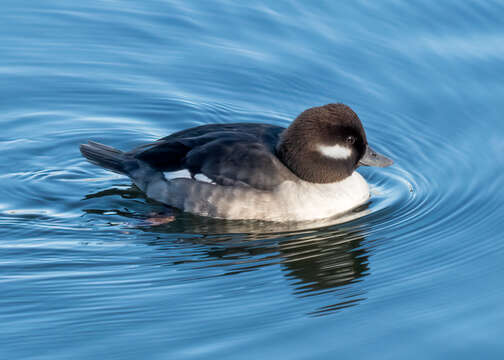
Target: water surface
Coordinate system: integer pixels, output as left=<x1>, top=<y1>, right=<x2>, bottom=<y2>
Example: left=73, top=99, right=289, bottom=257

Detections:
left=1, top=1, right=504, bottom=359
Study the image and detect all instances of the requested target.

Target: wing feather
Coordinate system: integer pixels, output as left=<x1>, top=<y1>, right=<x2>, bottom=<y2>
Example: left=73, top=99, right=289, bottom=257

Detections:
left=130, top=123, right=294, bottom=190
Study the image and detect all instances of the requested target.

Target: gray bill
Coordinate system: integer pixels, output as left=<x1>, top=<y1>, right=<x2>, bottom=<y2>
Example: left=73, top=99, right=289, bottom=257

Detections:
left=358, top=145, right=393, bottom=167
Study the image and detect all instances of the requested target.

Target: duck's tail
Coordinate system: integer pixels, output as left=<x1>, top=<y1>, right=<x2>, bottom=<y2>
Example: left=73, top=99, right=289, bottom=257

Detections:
left=80, top=141, right=129, bottom=175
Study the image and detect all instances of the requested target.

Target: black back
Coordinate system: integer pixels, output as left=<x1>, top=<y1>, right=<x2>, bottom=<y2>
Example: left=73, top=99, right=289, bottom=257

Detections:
left=129, top=123, right=298, bottom=190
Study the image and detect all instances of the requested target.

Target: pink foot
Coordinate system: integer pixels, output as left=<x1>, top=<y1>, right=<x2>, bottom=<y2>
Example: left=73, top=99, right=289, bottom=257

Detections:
left=143, top=211, right=175, bottom=226
left=145, top=216, right=175, bottom=226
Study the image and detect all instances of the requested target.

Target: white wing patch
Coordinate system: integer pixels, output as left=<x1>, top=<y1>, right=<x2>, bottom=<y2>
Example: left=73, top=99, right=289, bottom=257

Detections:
left=164, top=170, right=215, bottom=184
left=318, top=144, right=352, bottom=160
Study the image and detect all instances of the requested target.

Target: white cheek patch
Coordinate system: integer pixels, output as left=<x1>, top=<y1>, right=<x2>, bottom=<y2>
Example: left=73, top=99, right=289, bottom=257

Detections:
left=318, top=144, right=352, bottom=160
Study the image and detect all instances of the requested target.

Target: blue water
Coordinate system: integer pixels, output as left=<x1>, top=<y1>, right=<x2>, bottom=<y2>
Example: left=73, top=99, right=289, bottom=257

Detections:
left=1, top=1, right=504, bottom=358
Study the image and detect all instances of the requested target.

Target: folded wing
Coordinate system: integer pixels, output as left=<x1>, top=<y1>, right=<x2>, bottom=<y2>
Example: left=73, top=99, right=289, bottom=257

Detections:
left=130, top=124, right=296, bottom=190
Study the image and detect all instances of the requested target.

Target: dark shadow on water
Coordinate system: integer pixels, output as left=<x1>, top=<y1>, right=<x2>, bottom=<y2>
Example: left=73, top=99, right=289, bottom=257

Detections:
left=83, top=186, right=375, bottom=316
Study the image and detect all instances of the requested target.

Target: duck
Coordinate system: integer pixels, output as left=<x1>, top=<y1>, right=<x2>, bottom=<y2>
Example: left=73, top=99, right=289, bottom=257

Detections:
left=80, top=103, right=392, bottom=222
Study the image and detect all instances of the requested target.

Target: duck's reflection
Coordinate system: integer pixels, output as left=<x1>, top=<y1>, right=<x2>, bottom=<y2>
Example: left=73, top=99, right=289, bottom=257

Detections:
left=84, top=186, right=373, bottom=316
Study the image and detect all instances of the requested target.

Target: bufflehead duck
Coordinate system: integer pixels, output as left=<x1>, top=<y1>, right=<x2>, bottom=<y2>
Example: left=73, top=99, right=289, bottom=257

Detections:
left=80, top=103, right=392, bottom=221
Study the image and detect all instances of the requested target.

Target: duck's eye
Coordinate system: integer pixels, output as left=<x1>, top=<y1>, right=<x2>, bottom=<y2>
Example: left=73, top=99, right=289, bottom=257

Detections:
left=345, top=136, right=356, bottom=145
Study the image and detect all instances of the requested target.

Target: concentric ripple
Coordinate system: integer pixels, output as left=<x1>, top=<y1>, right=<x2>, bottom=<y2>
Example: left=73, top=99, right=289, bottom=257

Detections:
left=1, top=103, right=502, bottom=319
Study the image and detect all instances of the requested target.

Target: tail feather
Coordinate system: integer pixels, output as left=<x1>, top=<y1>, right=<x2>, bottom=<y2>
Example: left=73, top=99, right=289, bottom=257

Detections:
left=80, top=141, right=128, bottom=175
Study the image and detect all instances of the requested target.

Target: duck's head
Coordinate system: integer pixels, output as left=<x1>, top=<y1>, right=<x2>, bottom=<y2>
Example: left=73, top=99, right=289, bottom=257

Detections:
left=277, top=103, right=393, bottom=183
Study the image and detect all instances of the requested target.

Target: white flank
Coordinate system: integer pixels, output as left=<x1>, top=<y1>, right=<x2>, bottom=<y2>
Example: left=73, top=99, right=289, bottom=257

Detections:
left=318, top=144, right=352, bottom=160
left=133, top=162, right=370, bottom=222
left=136, top=170, right=370, bottom=222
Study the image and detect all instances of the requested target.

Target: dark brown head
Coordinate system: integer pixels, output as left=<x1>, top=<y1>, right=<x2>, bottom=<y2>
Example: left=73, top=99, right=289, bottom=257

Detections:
left=277, top=103, right=393, bottom=183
